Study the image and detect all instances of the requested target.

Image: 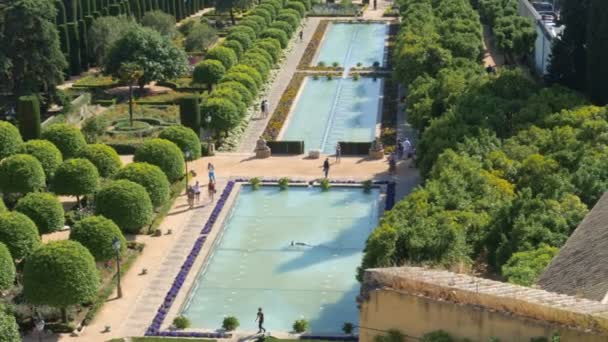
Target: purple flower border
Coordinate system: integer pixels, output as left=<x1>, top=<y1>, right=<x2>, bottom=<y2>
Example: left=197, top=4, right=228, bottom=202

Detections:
left=145, top=179, right=395, bottom=339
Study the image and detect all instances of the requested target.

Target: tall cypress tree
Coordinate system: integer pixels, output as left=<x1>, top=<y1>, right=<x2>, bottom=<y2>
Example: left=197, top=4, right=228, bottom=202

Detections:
left=547, top=0, right=589, bottom=91
left=586, top=0, right=608, bottom=105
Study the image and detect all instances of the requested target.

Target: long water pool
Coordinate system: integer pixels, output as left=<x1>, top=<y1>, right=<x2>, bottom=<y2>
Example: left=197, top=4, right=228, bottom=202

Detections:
left=181, top=186, right=381, bottom=333
left=280, top=77, right=383, bottom=153
left=314, top=22, right=388, bottom=68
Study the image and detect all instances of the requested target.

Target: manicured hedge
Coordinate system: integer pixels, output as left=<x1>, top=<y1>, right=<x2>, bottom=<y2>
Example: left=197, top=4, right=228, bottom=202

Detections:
left=270, top=20, right=295, bottom=36
left=286, top=1, right=306, bottom=17
left=209, top=88, right=247, bottom=115
left=0, top=242, right=15, bottom=290
left=222, top=39, right=244, bottom=59
left=0, top=121, right=23, bottom=160
left=179, top=96, right=201, bottom=134
left=79, top=144, right=122, bottom=178
left=18, top=139, right=63, bottom=179
left=267, top=140, right=305, bottom=154
left=226, top=31, right=253, bottom=50
left=52, top=158, right=99, bottom=198
left=133, top=138, right=185, bottom=182
left=15, top=192, right=65, bottom=234
left=0, top=212, right=41, bottom=260
left=205, top=46, right=238, bottom=70
left=0, top=154, right=46, bottom=194
left=230, top=64, right=264, bottom=88
left=228, top=25, right=256, bottom=42
left=41, top=123, right=87, bottom=159
left=17, top=95, right=42, bottom=141
left=221, top=72, right=259, bottom=95
left=193, top=59, right=226, bottom=89
left=253, top=38, right=282, bottom=63
left=339, top=141, right=373, bottom=155
left=215, top=82, right=254, bottom=105
left=95, top=179, right=154, bottom=234
left=114, top=162, right=170, bottom=208
left=70, top=215, right=127, bottom=261
left=158, top=125, right=202, bottom=160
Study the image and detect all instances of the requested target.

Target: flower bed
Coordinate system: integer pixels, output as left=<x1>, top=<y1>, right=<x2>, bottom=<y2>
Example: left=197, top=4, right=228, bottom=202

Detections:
left=262, top=72, right=306, bottom=140
left=309, top=3, right=362, bottom=17
left=298, top=20, right=330, bottom=69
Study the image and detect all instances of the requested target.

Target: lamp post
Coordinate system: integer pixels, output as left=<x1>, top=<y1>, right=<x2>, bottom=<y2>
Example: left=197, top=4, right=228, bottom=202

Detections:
left=112, top=237, right=122, bottom=299
left=206, top=114, right=215, bottom=156
left=184, top=149, right=191, bottom=185
left=35, top=319, right=45, bottom=342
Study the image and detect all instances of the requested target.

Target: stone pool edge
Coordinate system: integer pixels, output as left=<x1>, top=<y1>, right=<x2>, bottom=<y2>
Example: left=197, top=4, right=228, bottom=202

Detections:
left=145, top=179, right=396, bottom=339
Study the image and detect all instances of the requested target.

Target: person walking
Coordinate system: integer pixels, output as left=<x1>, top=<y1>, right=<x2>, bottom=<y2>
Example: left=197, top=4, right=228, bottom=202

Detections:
left=260, top=100, right=266, bottom=119
left=256, top=308, right=266, bottom=334
left=396, top=138, right=403, bottom=159
left=299, top=30, right=304, bottom=41
left=335, top=143, right=341, bottom=163
left=323, top=158, right=330, bottom=178
left=208, top=181, right=216, bottom=202
left=194, top=181, right=201, bottom=204
left=187, top=186, right=195, bottom=209
left=402, top=138, right=412, bottom=159
left=389, top=153, right=397, bottom=175
left=208, top=163, right=215, bottom=183
left=373, top=0, right=377, bottom=10
left=263, top=99, right=269, bottom=118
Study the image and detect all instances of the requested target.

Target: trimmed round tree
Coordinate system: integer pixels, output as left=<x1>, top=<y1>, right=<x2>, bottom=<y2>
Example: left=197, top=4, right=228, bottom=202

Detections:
left=79, top=144, right=122, bottom=178
left=70, top=215, right=127, bottom=262
left=201, top=98, right=241, bottom=135
left=41, top=123, right=87, bottom=159
left=0, top=242, right=15, bottom=290
left=158, top=126, right=202, bottom=160
left=133, top=139, right=185, bottom=182
left=286, top=1, right=306, bottom=17
left=215, top=82, right=254, bottom=105
left=222, top=39, right=244, bottom=59
left=242, top=52, right=271, bottom=78
left=205, top=46, right=238, bottom=70
left=260, top=28, right=289, bottom=48
left=95, top=180, right=154, bottom=234
left=15, top=192, right=65, bottom=234
left=193, top=60, right=226, bottom=90
left=18, top=139, right=63, bottom=179
left=115, top=162, right=170, bottom=208
left=0, top=211, right=41, bottom=260
left=23, top=240, right=99, bottom=321
left=52, top=158, right=99, bottom=204
left=0, top=154, right=45, bottom=194
left=226, top=31, right=253, bottom=50
left=222, top=72, right=259, bottom=94
left=0, top=306, right=19, bottom=342
left=0, top=121, right=23, bottom=160
left=254, top=38, right=282, bottom=63
left=271, top=21, right=295, bottom=36
left=230, top=64, right=263, bottom=88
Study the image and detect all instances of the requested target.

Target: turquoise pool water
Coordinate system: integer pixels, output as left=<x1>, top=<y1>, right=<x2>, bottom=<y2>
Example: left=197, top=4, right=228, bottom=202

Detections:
left=181, top=186, right=381, bottom=333
left=280, top=77, right=383, bottom=153
left=314, top=22, right=388, bottom=68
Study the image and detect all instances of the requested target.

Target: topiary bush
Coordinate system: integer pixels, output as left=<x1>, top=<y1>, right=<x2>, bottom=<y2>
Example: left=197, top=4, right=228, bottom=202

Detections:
left=0, top=242, right=15, bottom=290
left=17, top=95, right=42, bottom=140
left=52, top=158, right=99, bottom=200
left=215, top=82, right=254, bottom=106
left=261, top=28, right=289, bottom=48
left=0, top=305, right=19, bottom=341
left=209, top=89, right=247, bottom=116
left=293, top=319, right=309, bottom=333
left=247, top=47, right=275, bottom=66
left=258, top=3, right=277, bottom=18
left=179, top=96, right=201, bottom=135
left=69, top=215, right=127, bottom=261
left=226, top=31, right=253, bottom=50
left=254, top=38, right=282, bottom=63
left=286, top=1, right=306, bottom=17
left=294, top=0, right=312, bottom=10
left=228, top=25, right=256, bottom=42
left=114, top=162, right=170, bottom=208
left=193, top=59, right=226, bottom=89
left=0, top=154, right=45, bottom=194
left=18, top=139, right=63, bottom=179
left=205, top=46, right=238, bottom=70
left=23, top=240, right=100, bottom=311
left=242, top=52, right=272, bottom=77
left=0, top=121, right=23, bottom=160
left=0, top=211, right=41, bottom=260
left=158, top=125, right=202, bottom=160
left=201, top=98, right=241, bottom=135
left=276, top=12, right=300, bottom=29
left=79, top=144, right=122, bottom=178
left=222, top=72, right=259, bottom=95
left=95, top=180, right=154, bottom=234
left=221, top=39, right=244, bottom=59
left=173, top=315, right=191, bottom=330
left=242, top=15, right=267, bottom=32
left=133, top=138, right=185, bottom=182
left=15, top=192, right=65, bottom=234
left=222, top=316, right=239, bottom=331
left=41, top=123, right=87, bottom=159
left=230, top=64, right=264, bottom=88
left=270, top=20, right=295, bottom=36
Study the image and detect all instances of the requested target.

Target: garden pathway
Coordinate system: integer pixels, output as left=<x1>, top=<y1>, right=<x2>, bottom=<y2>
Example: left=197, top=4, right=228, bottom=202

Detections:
left=363, top=0, right=393, bottom=19
left=236, top=17, right=322, bottom=153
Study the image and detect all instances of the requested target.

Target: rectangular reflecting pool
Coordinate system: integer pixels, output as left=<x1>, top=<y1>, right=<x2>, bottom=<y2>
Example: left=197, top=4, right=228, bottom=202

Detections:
left=314, top=22, right=388, bottom=68
left=181, top=186, right=381, bottom=333
left=280, top=77, right=383, bottom=154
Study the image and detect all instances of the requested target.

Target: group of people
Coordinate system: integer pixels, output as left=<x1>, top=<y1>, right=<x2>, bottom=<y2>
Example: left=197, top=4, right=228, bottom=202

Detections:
left=389, top=137, right=415, bottom=174
left=185, top=163, right=218, bottom=209
left=259, top=99, right=269, bottom=119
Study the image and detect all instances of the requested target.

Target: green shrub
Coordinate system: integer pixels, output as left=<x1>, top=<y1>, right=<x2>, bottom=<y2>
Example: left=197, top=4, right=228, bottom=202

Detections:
left=23, top=240, right=100, bottom=309
left=421, top=330, right=454, bottom=342
left=223, top=72, right=259, bottom=94
left=115, top=162, right=170, bottom=208
left=286, top=1, right=306, bottom=17
left=342, top=322, right=354, bottom=334
left=293, top=319, right=308, bottom=333
left=270, top=20, right=294, bottom=36
left=133, top=138, right=185, bottom=182
left=79, top=144, right=122, bottom=178
left=18, top=139, right=63, bottom=179
left=15, top=192, right=64, bottom=234
left=222, top=39, right=244, bottom=59
left=17, top=95, right=42, bottom=140
left=226, top=31, right=253, bottom=50
left=201, top=98, right=241, bottom=134
left=0, top=305, right=19, bottom=341
left=173, top=315, right=191, bottom=330
left=216, top=82, right=254, bottom=105
left=362, top=179, right=373, bottom=193
left=141, top=10, right=177, bottom=38
left=0, top=154, right=45, bottom=194
left=69, top=215, right=127, bottom=261
left=82, top=115, right=109, bottom=143
left=95, top=180, right=154, bottom=234
left=158, top=125, right=202, bottom=160
left=276, top=12, right=300, bottom=29
left=184, top=22, right=217, bottom=52
left=261, top=28, right=289, bottom=48
left=320, top=178, right=331, bottom=191
left=193, top=59, right=226, bottom=89
left=0, top=242, right=15, bottom=290
left=222, top=316, right=239, bottom=331
left=279, top=177, right=289, bottom=190
left=0, top=211, right=41, bottom=260
left=42, top=123, right=87, bottom=159
left=258, top=3, right=277, bottom=18
left=52, top=158, right=99, bottom=198
left=0, top=121, right=23, bottom=160
left=230, top=64, right=264, bottom=88
left=179, top=96, right=201, bottom=134
left=251, top=8, right=272, bottom=25
left=209, top=89, right=247, bottom=116
left=243, top=15, right=267, bottom=32
left=246, top=47, right=275, bottom=66
left=280, top=8, right=302, bottom=21
left=250, top=177, right=261, bottom=190
left=228, top=25, right=257, bottom=42
left=239, top=19, right=262, bottom=36
left=375, top=329, right=406, bottom=342
left=254, top=38, right=282, bottom=63
left=294, top=0, right=312, bottom=10
left=0, top=198, right=5, bottom=212
left=242, top=53, right=271, bottom=78
left=205, top=46, right=238, bottom=70
left=263, top=0, right=283, bottom=12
